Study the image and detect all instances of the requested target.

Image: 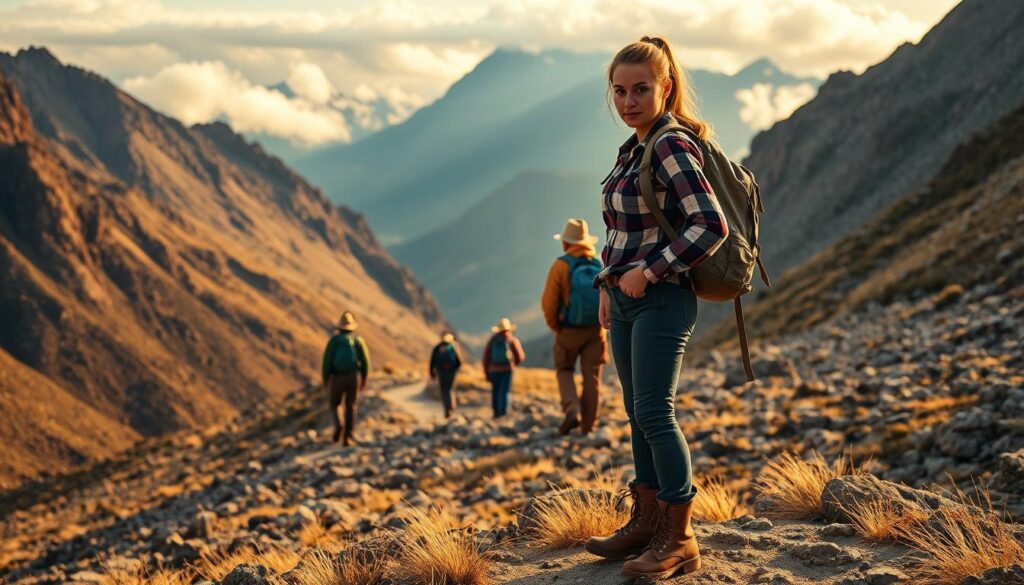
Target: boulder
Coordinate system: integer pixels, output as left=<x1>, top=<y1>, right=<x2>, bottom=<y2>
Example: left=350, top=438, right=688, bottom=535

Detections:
left=821, top=474, right=957, bottom=523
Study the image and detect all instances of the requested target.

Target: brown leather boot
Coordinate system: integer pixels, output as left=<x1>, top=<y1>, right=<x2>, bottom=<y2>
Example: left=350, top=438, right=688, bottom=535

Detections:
left=620, top=499, right=701, bottom=579
left=584, top=483, right=659, bottom=560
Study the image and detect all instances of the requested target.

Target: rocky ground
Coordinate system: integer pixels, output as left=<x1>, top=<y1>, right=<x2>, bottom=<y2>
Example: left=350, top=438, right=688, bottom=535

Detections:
left=0, top=279, right=1021, bottom=584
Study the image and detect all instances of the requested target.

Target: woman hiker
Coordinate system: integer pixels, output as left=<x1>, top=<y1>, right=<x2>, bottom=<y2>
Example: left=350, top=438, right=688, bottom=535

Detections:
left=429, top=330, right=464, bottom=418
left=321, top=311, right=371, bottom=446
left=481, top=318, right=525, bottom=418
left=583, top=36, right=728, bottom=580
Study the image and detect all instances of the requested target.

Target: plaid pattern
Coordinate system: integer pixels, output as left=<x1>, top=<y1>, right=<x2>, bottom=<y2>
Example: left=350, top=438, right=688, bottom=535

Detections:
left=596, top=113, right=729, bottom=286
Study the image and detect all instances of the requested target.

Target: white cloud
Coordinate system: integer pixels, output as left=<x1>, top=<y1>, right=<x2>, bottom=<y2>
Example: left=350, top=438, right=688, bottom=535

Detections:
left=123, top=61, right=352, bottom=145
left=736, top=82, right=818, bottom=131
left=0, top=0, right=958, bottom=87
left=0, top=0, right=959, bottom=143
left=286, top=62, right=335, bottom=105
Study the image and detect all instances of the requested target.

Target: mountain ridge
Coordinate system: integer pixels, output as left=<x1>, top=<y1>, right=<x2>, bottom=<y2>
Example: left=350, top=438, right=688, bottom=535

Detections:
left=0, top=49, right=446, bottom=489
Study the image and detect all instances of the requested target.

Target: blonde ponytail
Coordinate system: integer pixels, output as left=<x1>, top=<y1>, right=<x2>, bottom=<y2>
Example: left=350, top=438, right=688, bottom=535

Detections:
left=608, top=35, right=712, bottom=141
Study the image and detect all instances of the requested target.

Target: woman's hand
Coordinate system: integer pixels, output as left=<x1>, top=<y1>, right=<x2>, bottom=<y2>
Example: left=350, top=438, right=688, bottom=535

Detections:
left=618, top=267, right=649, bottom=298
left=599, top=288, right=611, bottom=329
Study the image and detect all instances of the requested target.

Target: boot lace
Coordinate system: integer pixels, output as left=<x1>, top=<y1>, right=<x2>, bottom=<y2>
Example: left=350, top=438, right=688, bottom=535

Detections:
left=614, top=487, right=642, bottom=535
left=649, top=509, right=673, bottom=554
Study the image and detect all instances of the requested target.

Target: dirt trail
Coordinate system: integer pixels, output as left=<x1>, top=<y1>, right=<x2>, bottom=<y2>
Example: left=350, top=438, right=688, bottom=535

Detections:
left=381, top=381, right=445, bottom=426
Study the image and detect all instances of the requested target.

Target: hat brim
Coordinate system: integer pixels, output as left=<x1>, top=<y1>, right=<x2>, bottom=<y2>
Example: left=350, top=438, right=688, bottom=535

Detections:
left=491, top=325, right=516, bottom=332
left=553, top=234, right=599, bottom=245
left=335, top=323, right=358, bottom=331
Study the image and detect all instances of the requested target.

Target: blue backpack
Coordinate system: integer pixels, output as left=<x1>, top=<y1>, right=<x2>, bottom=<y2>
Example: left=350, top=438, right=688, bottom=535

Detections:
left=489, top=336, right=510, bottom=366
left=560, top=255, right=602, bottom=326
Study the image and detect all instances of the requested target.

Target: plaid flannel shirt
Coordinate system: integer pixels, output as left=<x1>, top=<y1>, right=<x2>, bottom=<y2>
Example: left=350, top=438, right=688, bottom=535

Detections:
left=596, top=113, right=729, bottom=287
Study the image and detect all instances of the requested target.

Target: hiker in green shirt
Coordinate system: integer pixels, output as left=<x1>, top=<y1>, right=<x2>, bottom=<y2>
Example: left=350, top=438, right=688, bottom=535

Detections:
left=321, top=311, right=370, bottom=445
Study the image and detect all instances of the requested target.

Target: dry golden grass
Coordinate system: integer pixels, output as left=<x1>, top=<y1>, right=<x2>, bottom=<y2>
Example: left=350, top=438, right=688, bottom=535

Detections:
left=755, top=451, right=868, bottom=520
left=897, top=490, right=1024, bottom=584
left=839, top=498, right=929, bottom=543
left=395, top=506, right=491, bottom=585
left=297, top=517, right=343, bottom=552
left=286, top=545, right=393, bottom=585
left=102, top=565, right=194, bottom=585
left=526, top=488, right=630, bottom=549
left=693, top=476, right=749, bottom=523
left=191, top=546, right=299, bottom=581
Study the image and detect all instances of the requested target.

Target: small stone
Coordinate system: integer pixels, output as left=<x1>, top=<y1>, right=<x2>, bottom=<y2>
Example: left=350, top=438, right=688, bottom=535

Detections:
left=787, top=541, right=860, bottom=566
left=820, top=523, right=856, bottom=538
left=865, top=568, right=908, bottom=585
left=221, top=564, right=274, bottom=585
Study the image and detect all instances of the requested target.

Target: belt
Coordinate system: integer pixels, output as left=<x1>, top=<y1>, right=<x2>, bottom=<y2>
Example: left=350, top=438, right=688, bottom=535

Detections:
left=603, top=272, right=681, bottom=288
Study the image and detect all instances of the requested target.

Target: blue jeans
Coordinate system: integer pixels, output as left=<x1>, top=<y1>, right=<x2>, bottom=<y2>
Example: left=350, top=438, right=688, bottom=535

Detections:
left=489, top=371, right=512, bottom=418
left=608, top=281, right=698, bottom=504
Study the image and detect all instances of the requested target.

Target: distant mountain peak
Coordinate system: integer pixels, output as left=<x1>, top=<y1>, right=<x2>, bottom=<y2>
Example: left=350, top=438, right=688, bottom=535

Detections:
left=737, top=57, right=780, bottom=77
left=15, top=46, right=60, bottom=65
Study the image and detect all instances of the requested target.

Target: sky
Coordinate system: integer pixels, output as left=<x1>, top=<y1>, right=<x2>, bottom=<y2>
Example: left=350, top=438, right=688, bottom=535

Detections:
left=0, top=0, right=961, bottom=146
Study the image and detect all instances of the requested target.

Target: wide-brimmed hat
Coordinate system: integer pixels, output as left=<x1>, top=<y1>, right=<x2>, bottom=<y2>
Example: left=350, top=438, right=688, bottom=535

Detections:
left=491, top=317, right=516, bottom=333
left=441, top=331, right=455, bottom=343
left=553, top=218, right=599, bottom=245
left=335, top=311, right=358, bottom=331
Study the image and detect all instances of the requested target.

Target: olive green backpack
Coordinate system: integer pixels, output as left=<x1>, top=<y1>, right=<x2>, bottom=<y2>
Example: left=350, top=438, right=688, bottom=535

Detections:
left=639, top=123, right=771, bottom=382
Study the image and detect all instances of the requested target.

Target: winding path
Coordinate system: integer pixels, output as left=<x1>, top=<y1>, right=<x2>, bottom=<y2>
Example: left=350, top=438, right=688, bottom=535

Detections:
left=379, top=381, right=445, bottom=426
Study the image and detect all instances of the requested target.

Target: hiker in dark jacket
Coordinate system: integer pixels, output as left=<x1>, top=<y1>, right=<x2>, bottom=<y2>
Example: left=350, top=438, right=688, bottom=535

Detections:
left=542, top=218, right=609, bottom=435
left=321, top=311, right=371, bottom=445
left=481, top=318, right=525, bottom=418
left=429, top=331, right=464, bottom=418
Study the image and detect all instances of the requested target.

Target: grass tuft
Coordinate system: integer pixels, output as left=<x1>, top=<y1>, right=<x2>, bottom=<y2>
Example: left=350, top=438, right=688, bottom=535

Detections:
left=897, top=489, right=1024, bottom=584
left=693, top=476, right=748, bottom=523
left=191, top=546, right=299, bottom=581
left=526, top=488, right=630, bottom=549
left=755, top=451, right=868, bottom=520
left=395, top=506, right=491, bottom=585
left=840, top=498, right=929, bottom=543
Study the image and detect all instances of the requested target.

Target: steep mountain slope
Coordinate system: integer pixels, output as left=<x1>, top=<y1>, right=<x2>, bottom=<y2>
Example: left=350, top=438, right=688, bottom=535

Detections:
left=746, top=0, right=1024, bottom=277
left=296, top=49, right=816, bottom=243
left=697, top=89, right=1024, bottom=354
left=0, top=50, right=446, bottom=488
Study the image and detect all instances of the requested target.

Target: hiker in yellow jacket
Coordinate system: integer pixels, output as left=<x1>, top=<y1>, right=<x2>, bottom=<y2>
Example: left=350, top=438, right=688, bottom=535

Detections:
left=541, top=218, right=608, bottom=435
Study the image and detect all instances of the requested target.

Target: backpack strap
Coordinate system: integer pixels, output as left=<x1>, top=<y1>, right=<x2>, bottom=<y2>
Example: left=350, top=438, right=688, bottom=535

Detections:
left=734, top=297, right=755, bottom=382
left=638, top=123, right=688, bottom=241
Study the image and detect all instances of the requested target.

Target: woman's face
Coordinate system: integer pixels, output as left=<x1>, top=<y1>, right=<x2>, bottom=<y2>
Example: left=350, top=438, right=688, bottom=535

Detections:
left=611, top=63, right=670, bottom=130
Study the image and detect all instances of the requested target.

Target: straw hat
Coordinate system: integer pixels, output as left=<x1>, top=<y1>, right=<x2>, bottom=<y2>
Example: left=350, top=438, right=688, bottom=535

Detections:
left=334, top=311, right=358, bottom=331
left=553, top=218, right=598, bottom=245
left=491, top=317, right=516, bottom=333
left=441, top=331, right=455, bottom=343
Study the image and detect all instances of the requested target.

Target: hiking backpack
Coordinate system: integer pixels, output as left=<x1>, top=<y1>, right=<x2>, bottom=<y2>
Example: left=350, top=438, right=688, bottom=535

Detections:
left=437, top=342, right=459, bottom=370
left=331, top=333, right=361, bottom=374
left=489, top=336, right=511, bottom=367
left=560, top=254, right=602, bottom=327
left=639, top=123, right=772, bottom=382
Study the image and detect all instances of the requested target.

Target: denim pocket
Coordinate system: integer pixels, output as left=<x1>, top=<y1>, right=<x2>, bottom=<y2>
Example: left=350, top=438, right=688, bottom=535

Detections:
left=614, top=286, right=666, bottom=309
